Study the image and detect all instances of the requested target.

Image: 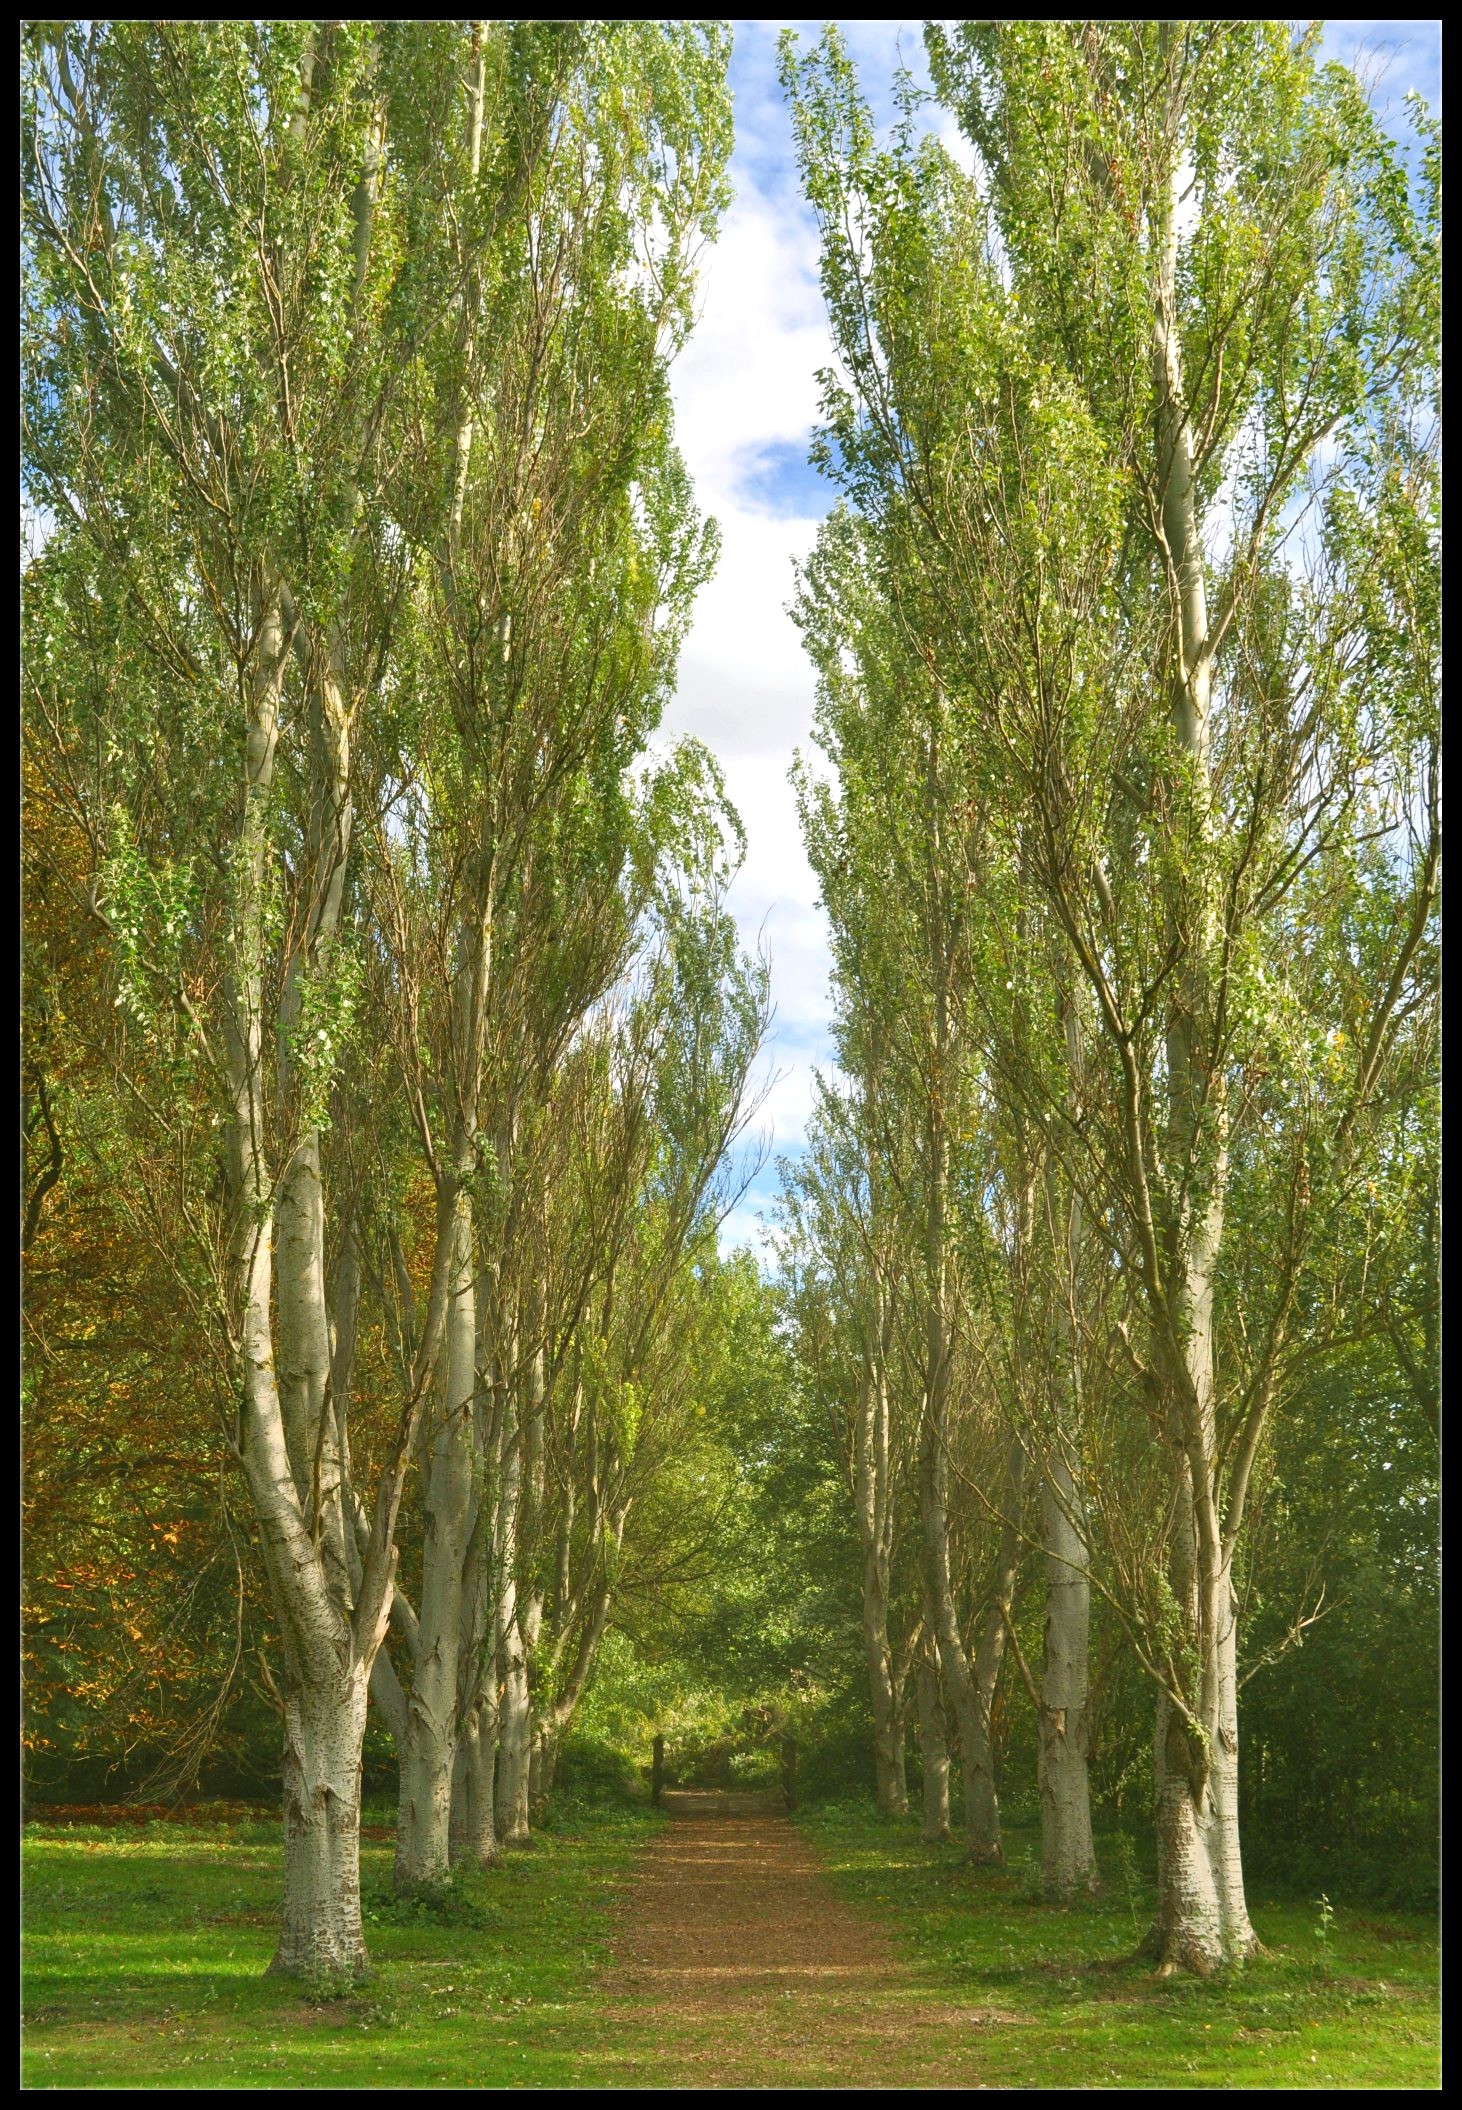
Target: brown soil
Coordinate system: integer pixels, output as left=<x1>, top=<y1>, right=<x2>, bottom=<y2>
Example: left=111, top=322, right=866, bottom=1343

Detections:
left=598, top=1790, right=997, bottom=2089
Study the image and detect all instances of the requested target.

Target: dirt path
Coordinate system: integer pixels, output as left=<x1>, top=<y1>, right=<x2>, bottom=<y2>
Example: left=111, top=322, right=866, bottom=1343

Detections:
left=600, top=1791, right=998, bottom=2088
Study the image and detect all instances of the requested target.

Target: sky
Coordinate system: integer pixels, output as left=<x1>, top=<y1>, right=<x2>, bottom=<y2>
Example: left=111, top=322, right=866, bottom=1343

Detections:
left=655, top=18, right=1442, bottom=1261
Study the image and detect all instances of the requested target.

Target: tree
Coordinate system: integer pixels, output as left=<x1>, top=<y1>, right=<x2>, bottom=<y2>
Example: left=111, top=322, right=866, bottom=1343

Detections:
left=782, top=19, right=1438, bottom=1967
left=24, top=18, right=462, bottom=1974
left=790, top=507, right=1034, bottom=1867
left=21, top=16, right=739, bottom=1973
left=782, top=1082, right=921, bottom=1818
left=346, top=22, right=736, bottom=1884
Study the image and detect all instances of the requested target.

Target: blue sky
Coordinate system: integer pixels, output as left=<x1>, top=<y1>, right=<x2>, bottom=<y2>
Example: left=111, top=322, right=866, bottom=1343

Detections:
left=657, top=20, right=1441, bottom=1260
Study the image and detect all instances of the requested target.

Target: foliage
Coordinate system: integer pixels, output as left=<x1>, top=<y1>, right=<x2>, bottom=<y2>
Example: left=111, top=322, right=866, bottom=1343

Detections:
left=773, top=14, right=1438, bottom=1952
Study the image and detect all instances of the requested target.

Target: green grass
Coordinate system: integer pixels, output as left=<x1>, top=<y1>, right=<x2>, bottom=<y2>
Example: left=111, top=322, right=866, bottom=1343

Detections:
left=796, top=1801, right=1441, bottom=2090
left=22, top=1796, right=1441, bottom=2089
left=21, top=1801, right=664, bottom=2090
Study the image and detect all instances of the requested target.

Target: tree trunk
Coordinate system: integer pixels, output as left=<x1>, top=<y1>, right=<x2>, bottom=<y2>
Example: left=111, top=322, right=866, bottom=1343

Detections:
left=226, top=588, right=376, bottom=1981
left=916, top=724, right=1002, bottom=1865
left=369, top=1640, right=408, bottom=1748
left=394, top=1187, right=475, bottom=1889
left=968, top=1452, right=1024, bottom=1868
left=1142, top=49, right=1258, bottom=1972
left=514, top=1331, right=548, bottom=1822
left=491, top=1313, right=533, bottom=1847
left=1037, top=994, right=1098, bottom=1900
left=920, top=1398, right=1002, bottom=1865
left=864, top=1594, right=906, bottom=1814
left=394, top=0, right=496, bottom=1849
left=855, top=1348, right=907, bottom=1815
left=446, top=1251, right=506, bottom=1867
left=495, top=1622, right=533, bottom=1845
left=781, top=1734, right=799, bottom=1811
left=925, top=1424, right=1022, bottom=1867
left=448, top=1700, right=498, bottom=1870
left=270, top=1661, right=371, bottom=1981
left=276, top=1143, right=337, bottom=1515
left=1040, top=1457, right=1097, bottom=1900
left=274, top=621, right=355, bottom=1605
left=966, top=1598, right=1008, bottom=1865
left=1209, top=1583, right=1255, bottom=1952
left=492, top=1507, right=532, bottom=1844
left=1150, top=1527, right=1256, bottom=1973
left=537, top=1561, right=616, bottom=1770
left=529, top=1719, right=559, bottom=1804
left=916, top=1641, right=951, bottom=1842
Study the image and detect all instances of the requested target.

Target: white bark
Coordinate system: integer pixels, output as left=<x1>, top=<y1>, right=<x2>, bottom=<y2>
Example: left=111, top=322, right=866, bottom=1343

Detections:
left=394, top=1188, right=476, bottom=1887
left=514, top=1331, right=549, bottom=1828
left=855, top=1349, right=906, bottom=1814
left=448, top=1699, right=498, bottom=1870
left=529, top=1722, right=558, bottom=1802
left=444, top=1226, right=509, bottom=1866
left=226, top=589, right=375, bottom=1979
left=493, top=1339, right=532, bottom=1847
left=1040, top=1455, right=1097, bottom=1900
left=915, top=1635, right=951, bottom=1842
left=271, top=1663, right=371, bottom=1981
left=1145, top=60, right=1258, bottom=1969
left=495, top=1633, right=532, bottom=1845
left=1038, top=1007, right=1097, bottom=1900
left=968, top=1436, right=1024, bottom=1864
left=1151, top=1576, right=1253, bottom=1974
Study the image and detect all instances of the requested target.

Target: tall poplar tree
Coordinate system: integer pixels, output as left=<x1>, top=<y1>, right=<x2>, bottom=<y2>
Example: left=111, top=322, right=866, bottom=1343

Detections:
left=22, top=16, right=739, bottom=1975
left=784, top=21, right=1437, bottom=1969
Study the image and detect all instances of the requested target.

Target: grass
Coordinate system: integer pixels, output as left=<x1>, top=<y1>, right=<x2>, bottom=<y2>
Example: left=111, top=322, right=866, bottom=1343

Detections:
left=22, top=1794, right=1441, bottom=2089
left=21, top=1800, right=665, bottom=2090
left=796, top=1801, right=1441, bottom=2091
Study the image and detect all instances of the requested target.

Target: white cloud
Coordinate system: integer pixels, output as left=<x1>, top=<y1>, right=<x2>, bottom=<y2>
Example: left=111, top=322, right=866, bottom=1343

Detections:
left=662, top=19, right=985, bottom=1259
left=712, top=1200, right=784, bottom=1268
left=933, top=111, right=978, bottom=179
left=667, top=520, right=821, bottom=763
left=659, top=68, right=840, bottom=1256
left=672, top=198, right=829, bottom=499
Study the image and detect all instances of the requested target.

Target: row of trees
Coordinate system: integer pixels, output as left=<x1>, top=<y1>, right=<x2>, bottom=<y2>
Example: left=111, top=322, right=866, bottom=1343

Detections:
left=22, top=16, right=1438, bottom=1992
left=23, top=19, right=763, bottom=1981
left=779, top=22, right=1437, bottom=1974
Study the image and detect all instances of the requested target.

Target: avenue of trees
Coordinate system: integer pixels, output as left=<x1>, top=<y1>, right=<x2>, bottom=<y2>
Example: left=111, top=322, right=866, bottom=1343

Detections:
left=778, top=20, right=1438, bottom=1974
left=22, top=18, right=1437, bottom=1993
left=23, top=18, right=764, bottom=1981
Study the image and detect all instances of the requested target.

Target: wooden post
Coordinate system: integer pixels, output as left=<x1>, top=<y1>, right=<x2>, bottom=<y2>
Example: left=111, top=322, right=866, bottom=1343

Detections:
left=781, top=1733, right=798, bottom=1812
left=652, top=1733, right=664, bottom=1808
